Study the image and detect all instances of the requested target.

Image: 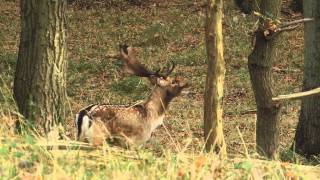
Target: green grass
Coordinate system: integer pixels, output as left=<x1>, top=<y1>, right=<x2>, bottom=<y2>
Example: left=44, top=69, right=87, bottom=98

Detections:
left=109, top=76, right=149, bottom=101
left=0, top=0, right=320, bottom=179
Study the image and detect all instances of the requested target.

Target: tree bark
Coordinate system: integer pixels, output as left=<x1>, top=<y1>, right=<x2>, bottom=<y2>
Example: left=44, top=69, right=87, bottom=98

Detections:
left=294, top=0, right=320, bottom=157
left=14, top=0, right=67, bottom=134
left=234, top=0, right=261, bottom=14
left=248, top=0, right=282, bottom=159
left=204, top=0, right=227, bottom=156
left=290, top=0, right=303, bottom=13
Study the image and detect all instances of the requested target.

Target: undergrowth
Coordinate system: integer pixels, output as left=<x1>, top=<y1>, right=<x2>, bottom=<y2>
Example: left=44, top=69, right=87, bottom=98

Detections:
left=0, top=112, right=316, bottom=179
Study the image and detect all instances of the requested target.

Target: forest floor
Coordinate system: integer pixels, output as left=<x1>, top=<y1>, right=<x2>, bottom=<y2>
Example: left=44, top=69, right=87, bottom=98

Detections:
left=0, top=0, right=319, bottom=179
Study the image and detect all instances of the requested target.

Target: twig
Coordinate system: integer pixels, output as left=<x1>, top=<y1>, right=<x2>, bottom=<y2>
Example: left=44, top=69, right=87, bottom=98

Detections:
left=236, top=126, right=250, bottom=159
left=272, top=87, right=320, bottom=102
left=162, top=123, right=181, bottom=152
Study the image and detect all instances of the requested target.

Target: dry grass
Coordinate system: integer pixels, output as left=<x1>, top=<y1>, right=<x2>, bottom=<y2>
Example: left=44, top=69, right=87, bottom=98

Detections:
left=0, top=110, right=319, bottom=179
left=0, top=0, right=320, bottom=179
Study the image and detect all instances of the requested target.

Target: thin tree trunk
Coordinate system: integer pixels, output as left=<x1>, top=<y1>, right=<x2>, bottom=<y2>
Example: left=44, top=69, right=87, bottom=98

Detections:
left=248, top=0, right=282, bottom=159
left=294, top=0, right=320, bottom=157
left=204, top=0, right=227, bottom=156
left=14, top=0, right=67, bottom=134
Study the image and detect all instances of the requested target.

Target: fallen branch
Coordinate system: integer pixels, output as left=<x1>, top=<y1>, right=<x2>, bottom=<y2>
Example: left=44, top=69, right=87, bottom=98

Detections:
left=224, top=109, right=257, bottom=116
left=105, top=53, right=120, bottom=59
left=272, top=87, right=320, bottom=102
left=271, top=67, right=301, bottom=73
left=35, top=140, right=95, bottom=150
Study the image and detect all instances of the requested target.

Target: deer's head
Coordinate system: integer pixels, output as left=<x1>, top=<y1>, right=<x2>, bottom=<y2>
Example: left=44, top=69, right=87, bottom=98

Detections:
left=119, top=45, right=188, bottom=99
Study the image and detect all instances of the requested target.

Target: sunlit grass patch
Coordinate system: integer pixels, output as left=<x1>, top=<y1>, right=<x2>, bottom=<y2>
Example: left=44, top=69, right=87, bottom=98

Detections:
left=0, top=121, right=319, bottom=180
left=109, top=76, right=149, bottom=101
left=168, top=45, right=206, bottom=66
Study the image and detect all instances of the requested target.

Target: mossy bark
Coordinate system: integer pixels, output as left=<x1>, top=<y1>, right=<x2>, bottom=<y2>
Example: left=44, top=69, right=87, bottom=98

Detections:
left=294, top=0, right=320, bottom=157
left=14, top=0, right=67, bottom=134
left=248, top=0, right=282, bottom=159
left=204, top=0, right=227, bottom=156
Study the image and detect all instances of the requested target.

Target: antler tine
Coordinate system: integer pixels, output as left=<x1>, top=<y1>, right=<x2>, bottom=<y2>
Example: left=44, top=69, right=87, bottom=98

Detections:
left=164, top=61, right=176, bottom=77
left=119, top=44, right=129, bottom=55
left=119, top=44, right=130, bottom=62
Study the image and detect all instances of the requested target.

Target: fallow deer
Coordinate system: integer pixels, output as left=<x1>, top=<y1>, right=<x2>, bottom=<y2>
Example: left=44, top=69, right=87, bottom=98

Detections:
left=75, top=45, right=188, bottom=147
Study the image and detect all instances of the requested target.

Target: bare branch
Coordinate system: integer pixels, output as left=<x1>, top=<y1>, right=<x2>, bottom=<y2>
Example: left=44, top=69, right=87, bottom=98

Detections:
left=272, top=87, right=320, bottom=102
left=281, top=18, right=313, bottom=28
left=266, top=25, right=299, bottom=40
left=265, top=18, right=313, bottom=40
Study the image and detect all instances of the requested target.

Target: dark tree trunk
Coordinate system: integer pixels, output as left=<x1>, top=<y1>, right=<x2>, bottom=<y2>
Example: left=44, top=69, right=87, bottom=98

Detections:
left=294, top=0, right=320, bottom=157
left=14, top=0, right=67, bottom=134
left=204, top=0, right=227, bottom=156
left=248, top=0, right=282, bottom=159
left=290, top=0, right=303, bottom=13
left=234, top=0, right=261, bottom=14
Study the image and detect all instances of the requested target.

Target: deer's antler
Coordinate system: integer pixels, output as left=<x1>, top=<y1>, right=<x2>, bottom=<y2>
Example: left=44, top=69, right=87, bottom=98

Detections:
left=119, top=45, right=175, bottom=79
left=119, top=45, right=156, bottom=77
left=163, top=61, right=175, bottom=78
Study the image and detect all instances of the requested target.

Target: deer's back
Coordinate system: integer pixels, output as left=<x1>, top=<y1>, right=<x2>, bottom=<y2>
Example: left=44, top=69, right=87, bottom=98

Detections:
left=76, top=104, right=152, bottom=146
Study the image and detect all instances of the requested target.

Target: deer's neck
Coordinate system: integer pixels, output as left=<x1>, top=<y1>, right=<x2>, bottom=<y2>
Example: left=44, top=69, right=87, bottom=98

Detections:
left=144, top=87, right=173, bottom=131
left=145, top=86, right=172, bottom=117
